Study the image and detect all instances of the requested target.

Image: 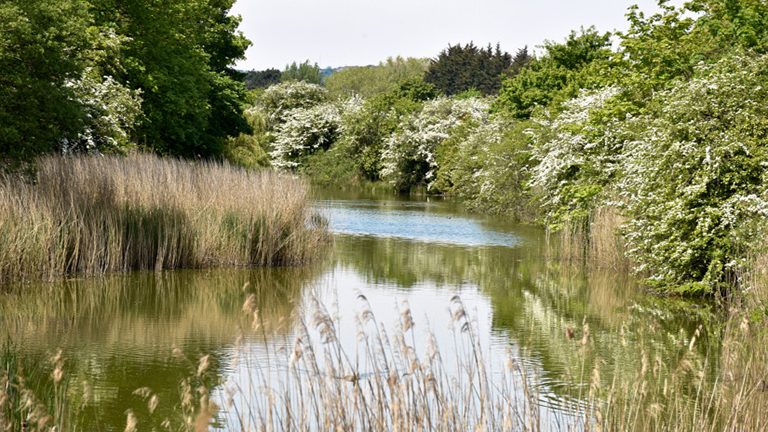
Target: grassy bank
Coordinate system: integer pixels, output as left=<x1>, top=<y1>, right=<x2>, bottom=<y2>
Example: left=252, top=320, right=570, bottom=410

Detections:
left=0, top=154, right=325, bottom=283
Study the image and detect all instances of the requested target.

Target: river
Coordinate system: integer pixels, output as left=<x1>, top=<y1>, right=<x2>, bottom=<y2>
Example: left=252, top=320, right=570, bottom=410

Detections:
left=0, top=189, right=722, bottom=430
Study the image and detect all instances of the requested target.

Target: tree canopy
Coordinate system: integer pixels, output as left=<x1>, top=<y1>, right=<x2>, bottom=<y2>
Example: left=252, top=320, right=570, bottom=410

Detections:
left=1, top=0, right=250, bottom=160
left=425, top=43, right=512, bottom=96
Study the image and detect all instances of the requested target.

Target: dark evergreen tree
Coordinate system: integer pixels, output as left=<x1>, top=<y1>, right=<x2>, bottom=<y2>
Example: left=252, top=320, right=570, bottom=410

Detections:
left=507, top=46, right=534, bottom=76
left=244, top=69, right=282, bottom=89
left=424, top=42, right=512, bottom=96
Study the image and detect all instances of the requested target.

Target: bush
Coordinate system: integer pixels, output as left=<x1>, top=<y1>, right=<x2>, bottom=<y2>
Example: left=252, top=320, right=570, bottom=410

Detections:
left=381, top=97, right=489, bottom=192
left=619, top=53, right=768, bottom=294
left=529, top=86, right=623, bottom=227
left=441, top=117, right=535, bottom=220
left=260, top=81, right=328, bottom=126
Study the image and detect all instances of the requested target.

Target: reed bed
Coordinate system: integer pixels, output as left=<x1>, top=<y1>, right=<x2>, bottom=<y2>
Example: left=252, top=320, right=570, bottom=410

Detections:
left=555, top=206, right=632, bottom=271
left=0, top=154, right=326, bottom=283
left=2, top=292, right=767, bottom=431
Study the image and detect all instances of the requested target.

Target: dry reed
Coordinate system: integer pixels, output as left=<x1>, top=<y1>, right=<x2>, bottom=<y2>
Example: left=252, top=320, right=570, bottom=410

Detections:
left=0, top=154, right=326, bottom=283
left=2, top=292, right=767, bottom=431
left=555, top=206, right=632, bottom=271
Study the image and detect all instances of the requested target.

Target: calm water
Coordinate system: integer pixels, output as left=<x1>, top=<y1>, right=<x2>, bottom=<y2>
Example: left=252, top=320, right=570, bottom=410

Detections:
left=0, top=189, right=721, bottom=430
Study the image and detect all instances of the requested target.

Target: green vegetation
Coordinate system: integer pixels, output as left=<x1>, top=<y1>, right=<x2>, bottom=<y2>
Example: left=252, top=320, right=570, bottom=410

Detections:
left=0, top=155, right=325, bottom=283
left=281, top=60, right=323, bottom=84
left=424, top=43, right=512, bottom=95
left=244, top=68, right=282, bottom=89
left=242, top=1, right=768, bottom=296
left=5, top=0, right=766, bottom=295
left=324, top=57, right=430, bottom=99
left=0, top=0, right=249, bottom=159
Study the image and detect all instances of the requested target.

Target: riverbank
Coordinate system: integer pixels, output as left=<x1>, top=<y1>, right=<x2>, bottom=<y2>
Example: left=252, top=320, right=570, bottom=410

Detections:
left=1, top=191, right=766, bottom=431
left=0, top=154, right=326, bottom=283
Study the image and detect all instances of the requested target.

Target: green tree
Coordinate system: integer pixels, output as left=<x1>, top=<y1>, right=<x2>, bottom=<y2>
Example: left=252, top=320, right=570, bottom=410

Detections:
left=90, top=0, right=251, bottom=157
left=324, top=57, right=429, bottom=99
left=282, top=60, right=323, bottom=84
left=0, top=0, right=94, bottom=158
left=494, top=28, right=612, bottom=119
left=425, top=43, right=512, bottom=96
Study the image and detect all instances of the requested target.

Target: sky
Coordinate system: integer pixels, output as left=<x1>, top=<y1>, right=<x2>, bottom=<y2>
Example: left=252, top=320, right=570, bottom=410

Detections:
left=231, top=0, right=670, bottom=71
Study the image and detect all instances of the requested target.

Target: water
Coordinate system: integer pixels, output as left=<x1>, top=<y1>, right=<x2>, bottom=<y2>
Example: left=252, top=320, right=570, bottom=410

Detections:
left=0, top=189, right=722, bottom=430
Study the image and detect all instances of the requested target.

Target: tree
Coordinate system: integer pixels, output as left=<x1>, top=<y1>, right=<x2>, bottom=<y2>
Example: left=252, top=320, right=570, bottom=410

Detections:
left=507, top=46, right=534, bottom=76
left=0, top=0, right=145, bottom=159
left=425, top=43, right=512, bottom=96
left=90, top=0, right=251, bottom=158
left=244, top=69, right=281, bottom=89
left=324, top=57, right=430, bottom=99
left=494, top=28, right=612, bottom=119
left=282, top=60, right=323, bottom=84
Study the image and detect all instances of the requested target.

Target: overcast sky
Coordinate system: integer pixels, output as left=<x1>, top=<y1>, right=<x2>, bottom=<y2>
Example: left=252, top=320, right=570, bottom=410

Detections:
left=232, top=0, right=670, bottom=71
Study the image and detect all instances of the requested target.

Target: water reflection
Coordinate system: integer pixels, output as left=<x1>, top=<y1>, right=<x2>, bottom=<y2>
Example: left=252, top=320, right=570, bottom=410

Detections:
left=1, top=191, right=725, bottom=430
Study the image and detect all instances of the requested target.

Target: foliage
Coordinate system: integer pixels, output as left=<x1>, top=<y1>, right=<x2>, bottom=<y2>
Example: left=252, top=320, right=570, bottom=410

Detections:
left=529, top=86, right=623, bottom=227
left=494, top=28, right=612, bottom=119
left=90, top=0, right=251, bottom=158
left=299, top=144, right=360, bottom=186
left=0, top=0, right=113, bottom=157
left=269, top=97, right=364, bottom=169
left=425, top=43, right=512, bottom=96
left=244, top=68, right=281, bottom=89
left=381, top=97, right=490, bottom=192
left=332, top=79, right=437, bottom=182
left=0, top=0, right=251, bottom=160
left=620, top=0, right=768, bottom=90
left=618, top=53, right=768, bottom=294
left=438, top=117, right=535, bottom=219
left=507, top=46, right=534, bottom=76
left=324, top=57, right=430, bottom=99
left=260, top=81, right=328, bottom=126
left=282, top=60, right=323, bottom=84
left=270, top=102, right=343, bottom=169
left=223, top=106, right=271, bottom=168
left=61, top=68, right=143, bottom=154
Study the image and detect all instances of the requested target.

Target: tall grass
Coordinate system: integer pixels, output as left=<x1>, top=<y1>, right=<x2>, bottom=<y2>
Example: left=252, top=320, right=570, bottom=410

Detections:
left=0, top=154, right=326, bottom=283
left=2, top=292, right=766, bottom=431
left=554, top=205, right=631, bottom=271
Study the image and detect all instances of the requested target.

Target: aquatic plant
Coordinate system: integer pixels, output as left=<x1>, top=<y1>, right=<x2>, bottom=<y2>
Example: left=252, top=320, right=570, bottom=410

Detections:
left=3, top=293, right=765, bottom=431
left=0, top=154, right=326, bottom=283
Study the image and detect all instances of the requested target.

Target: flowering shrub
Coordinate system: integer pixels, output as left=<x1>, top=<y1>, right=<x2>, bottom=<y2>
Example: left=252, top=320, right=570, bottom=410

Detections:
left=381, top=97, right=489, bottom=191
left=619, top=53, right=768, bottom=293
left=270, top=102, right=342, bottom=169
left=443, top=118, right=534, bottom=219
left=269, top=96, right=363, bottom=170
left=261, top=81, right=327, bottom=126
left=529, top=86, right=623, bottom=227
left=61, top=68, right=142, bottom=154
